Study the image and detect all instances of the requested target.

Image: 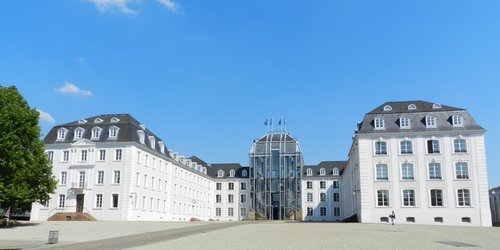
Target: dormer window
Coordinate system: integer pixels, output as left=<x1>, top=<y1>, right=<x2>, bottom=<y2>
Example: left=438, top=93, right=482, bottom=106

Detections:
left=217, top=170, right=224, bottom=177
left=94, top=118, right=103, bottom=123
left=78, top=119, right=88, bottom=124
left=320, top=168, right=326, bottom=176
left=91, top=127, right=102, bottom=140
left=400, top=116, right=410, bottom=129
left=74, top=127, right=85, bottom=140
left=332, top=168, right=339, bottom=176
left=432, top=103, right=442, bottom=109
left=229, top=169, right=235, bottom=177
left=57, top=128, right=68, bottom=141
left=452, top=114, right=464, bottom=127
left=306, top=168, right=312, bottom=176
left=108, top=126, right=119, bottom=139
left=158, top=141, right=165, bottom=154
left=426, top=116, right=436, bottom=128
left=408, top=104, right=417, bottom=110
left=148, top=136, right=156, bottom=149
left=137, top=130, right=145, bottom=144
left=374, top=117, right=385, bottom=130
left=383, top=105, right=392, bottom=111
left=111, top=117, right=120, bottom=123
left=242, top=169, right=248, bottom=177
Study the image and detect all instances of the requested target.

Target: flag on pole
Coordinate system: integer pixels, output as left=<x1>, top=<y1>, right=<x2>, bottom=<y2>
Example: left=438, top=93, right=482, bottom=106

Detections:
left=278, top=119, right=282, bottom=126
left=270, top=118, right=273, bottom=126
left=264, top=119, right=268, bottom=126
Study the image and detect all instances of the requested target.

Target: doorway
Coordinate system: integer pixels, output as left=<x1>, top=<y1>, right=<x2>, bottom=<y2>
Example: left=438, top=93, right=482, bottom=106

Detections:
left=76, top=194, right=84, bottom=212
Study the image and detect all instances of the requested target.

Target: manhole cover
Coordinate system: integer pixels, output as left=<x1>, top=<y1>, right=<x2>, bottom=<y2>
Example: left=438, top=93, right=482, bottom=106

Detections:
left=436, top=241, right=478, bottom=248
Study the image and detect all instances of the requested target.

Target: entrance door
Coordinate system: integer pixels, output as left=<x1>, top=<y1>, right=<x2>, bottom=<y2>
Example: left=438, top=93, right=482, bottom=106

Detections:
left=76, top=194, right=84, bottom=212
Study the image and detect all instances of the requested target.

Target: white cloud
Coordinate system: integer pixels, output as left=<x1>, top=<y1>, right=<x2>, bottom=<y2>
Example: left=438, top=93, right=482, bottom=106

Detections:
left=37, top=109, right=55, bottom=123
left=55, top=82, right=93, bottom=97
left=157, top=0, right=179, bottom=12
left=87, top=0, right=140, bottom=15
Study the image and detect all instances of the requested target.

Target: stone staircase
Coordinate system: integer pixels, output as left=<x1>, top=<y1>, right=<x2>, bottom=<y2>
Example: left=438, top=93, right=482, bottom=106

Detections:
left=47, top=212, right=96, bottom=221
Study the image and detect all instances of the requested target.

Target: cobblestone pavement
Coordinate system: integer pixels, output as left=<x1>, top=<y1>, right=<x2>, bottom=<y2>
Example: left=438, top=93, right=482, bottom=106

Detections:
left=1, top=221, right=499, bottom=250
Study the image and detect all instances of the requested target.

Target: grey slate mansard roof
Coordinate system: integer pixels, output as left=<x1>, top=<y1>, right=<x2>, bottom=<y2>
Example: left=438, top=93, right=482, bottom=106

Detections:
left=210, top=163, right=250, bottom=179
left=44, top=114, right=172, bottom=158
left=302, top=161, right=348, bottom=178
left=357, top=100, right=484, bottom=135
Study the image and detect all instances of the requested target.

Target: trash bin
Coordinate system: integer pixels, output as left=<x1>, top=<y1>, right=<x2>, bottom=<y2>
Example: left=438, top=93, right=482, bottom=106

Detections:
left=48, top=230, right=59, bottom=244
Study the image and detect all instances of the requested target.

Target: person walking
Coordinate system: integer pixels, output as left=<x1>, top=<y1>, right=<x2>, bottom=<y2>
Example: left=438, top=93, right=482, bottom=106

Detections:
left=389, top=211, right=396, bottom=225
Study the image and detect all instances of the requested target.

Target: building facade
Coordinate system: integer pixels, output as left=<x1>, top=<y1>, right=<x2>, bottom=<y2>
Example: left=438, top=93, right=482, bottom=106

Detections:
left=249, top=133, right=303, bottom=220
left=301, top=161, right=346, bottom=221
left=342, top=101, right=492, bottom=226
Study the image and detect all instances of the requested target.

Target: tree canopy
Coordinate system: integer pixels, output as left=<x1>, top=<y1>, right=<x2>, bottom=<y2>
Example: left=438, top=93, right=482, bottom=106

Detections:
left=0, top=85, right=56, bottom=211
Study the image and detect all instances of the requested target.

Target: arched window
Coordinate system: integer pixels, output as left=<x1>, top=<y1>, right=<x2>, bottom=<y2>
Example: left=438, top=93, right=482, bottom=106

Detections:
left=432, top=103, right=442, bottom=109
left=374, top=117, right=385, bottom=130
left=111, top=117, right=120, bottom=123
left=320, top=168, right=326, bottom=176
left=408, top=104, right=417, bottom=110
left=229, top=169, right=235, bottom=177
left=306, top=168, right=312, bottom=176
left=78, top=119, right=88, bottom=124
left=332, top=168, right=339, bottom=175
left=94, top=118, right=103, bottom=123
left=383, top=105, right=392, bottom=111
left=217, top=170, right=224, bottom=177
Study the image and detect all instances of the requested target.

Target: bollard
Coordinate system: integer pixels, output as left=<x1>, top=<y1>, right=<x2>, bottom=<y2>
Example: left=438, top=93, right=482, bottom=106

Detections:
left=48, top=230, right=59, bottom=244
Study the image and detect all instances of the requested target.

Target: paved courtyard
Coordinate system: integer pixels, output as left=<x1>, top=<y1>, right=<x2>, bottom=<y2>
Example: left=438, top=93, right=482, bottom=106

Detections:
left=0, top=221, right=498, bottom=249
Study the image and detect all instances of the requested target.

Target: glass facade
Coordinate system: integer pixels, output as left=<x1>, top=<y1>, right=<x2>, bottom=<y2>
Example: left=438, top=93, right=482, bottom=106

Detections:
left=250, top=132, right=303, bottom=220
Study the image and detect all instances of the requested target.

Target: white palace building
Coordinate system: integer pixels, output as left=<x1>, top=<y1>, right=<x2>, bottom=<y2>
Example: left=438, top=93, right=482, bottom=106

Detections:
left=30, top=101, right=492, bottom=226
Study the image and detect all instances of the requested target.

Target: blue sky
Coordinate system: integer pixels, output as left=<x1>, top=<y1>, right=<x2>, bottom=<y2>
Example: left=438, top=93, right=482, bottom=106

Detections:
left=1, top=1, right=499, bottom=187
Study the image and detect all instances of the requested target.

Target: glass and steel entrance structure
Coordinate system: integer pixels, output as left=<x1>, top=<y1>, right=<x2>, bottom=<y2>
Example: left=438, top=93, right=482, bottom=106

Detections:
left=250, top=132, right=303, bottom=220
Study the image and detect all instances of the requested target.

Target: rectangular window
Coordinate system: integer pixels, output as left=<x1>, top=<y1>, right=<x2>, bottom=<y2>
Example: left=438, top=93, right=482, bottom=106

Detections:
left=452, top=115, right=464, bottom=127
left=426, top=116, right=436, bottom=128
left=377, top=190, right=390, bottom=207
left=430, top=189, right=443, bottom=207
left=455, top=162, right=469, bottom=179
left=375, top=141, right=387, bottom=155
left=320, top=207, right=327, bottom=216
left=400, top=141, right=413, bottom=154
left=333, top=180, right=339, bottom=188
left=320, top=192, right=326, bottom=202
left=135, top=172, right=140, bottom=186
left=79, top=171, right=86, bottom=188
left=96, top=194, right=103, bottom=208
left=320, top=181, right=326, bottom=189
left=58, top=194, right=65, bottom=207
left=306, top=193, right=313, bottom=202
left=99, top=149, right=106, bottom=161
left=81, top=150, right=88, bottom=161
left=454, top=139, right=467, bottom=153
left=216, top=194, right=221, bottom=203
left=334, top=207, right=341, bottom=217
left=112, top=194, right=119, bottom=208
left=240, top=182, right=247, bottom=190
left=240, top=208, right=247, bottom=217
left=240, top=194, right=246, bottom=203
left=376, top=164, right=389, bottom=181
left=427, top=140, right=440, bottom=154
left=97, top=171, right=104, bottom=185
left=306, top=181, right=313, bottom=189
left=457, top=189, right=471, bottom=207
left=228, top=182, right=234, bottom=190
left=47, top=151, right=54, bottom=162
left=400, top=117, right=410, bottom=128
left=307, top=207, right=313, bottom=216
left=63, top=150, right=69, bottom=162
left=144, top=174, right=148, bottom=188
left=401, top=163, right=414, bottom=180
left=113, top=170, right=121, bottom=184
left=402, top=189, right=415, bottom=207
left=228, top=207, right=234, bottom=217
left=216, top=183, right=222, bottom=190
left=228, top=194, right=234, bottom=203
left=333, top=192, right=340, bottom=202
left=428, top=163, right=442, bottom=180
left=216, top=207, right=221, bottom=216
left=115, top=149, right=122, bottom=161
left=60, top=171, right=67, bottom=185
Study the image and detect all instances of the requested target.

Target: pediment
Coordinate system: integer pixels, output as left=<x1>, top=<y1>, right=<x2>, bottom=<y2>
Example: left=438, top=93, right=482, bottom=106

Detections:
left=71, top=138, right=96, bottom=147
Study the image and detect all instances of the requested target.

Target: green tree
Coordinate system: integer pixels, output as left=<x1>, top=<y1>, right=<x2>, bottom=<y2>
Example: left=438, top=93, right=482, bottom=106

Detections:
left=0, top=85, right=56, bottom=213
